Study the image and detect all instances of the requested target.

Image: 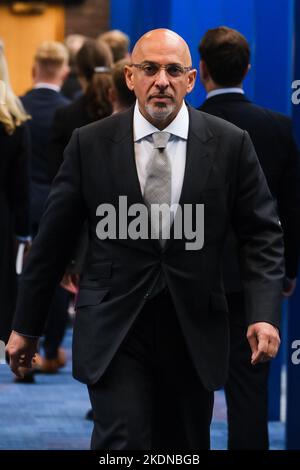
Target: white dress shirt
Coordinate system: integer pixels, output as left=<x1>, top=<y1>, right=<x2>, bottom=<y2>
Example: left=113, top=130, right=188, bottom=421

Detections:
left=206, top=87, right=245, bottom=99
left=34, top=83, right=61, bottom=92
left=133, top=101, right=189, bottom=207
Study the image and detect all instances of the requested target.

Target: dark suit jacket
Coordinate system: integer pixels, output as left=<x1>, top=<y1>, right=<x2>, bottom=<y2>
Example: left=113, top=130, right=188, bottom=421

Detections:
left=21, top=88, right=69, bottom=228
left=13, top=106, right=284, bottom=390
left=200, top=93, right=300, bottom=291
left=48, top=95, right=94, bottom=180
left=61, top=71, right=82, bottom=101
left=0, top=123, right=30, bottom=342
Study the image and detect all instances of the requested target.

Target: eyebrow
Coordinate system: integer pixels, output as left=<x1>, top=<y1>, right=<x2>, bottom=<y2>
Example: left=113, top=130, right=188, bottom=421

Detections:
left=140, top=60, right=187, bottom=66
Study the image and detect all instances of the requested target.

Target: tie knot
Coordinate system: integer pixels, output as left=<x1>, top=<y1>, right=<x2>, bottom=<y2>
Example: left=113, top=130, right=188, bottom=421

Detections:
left=152, top=131, right=171, bottom=149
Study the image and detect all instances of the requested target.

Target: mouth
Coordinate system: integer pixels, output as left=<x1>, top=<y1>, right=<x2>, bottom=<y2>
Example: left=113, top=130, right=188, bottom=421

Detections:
left=148, top=95, right=173, bottom=102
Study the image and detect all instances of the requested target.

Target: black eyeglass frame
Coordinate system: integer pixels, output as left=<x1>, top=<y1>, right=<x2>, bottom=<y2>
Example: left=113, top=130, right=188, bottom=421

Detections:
left=130, top=61, right=193, bottom=77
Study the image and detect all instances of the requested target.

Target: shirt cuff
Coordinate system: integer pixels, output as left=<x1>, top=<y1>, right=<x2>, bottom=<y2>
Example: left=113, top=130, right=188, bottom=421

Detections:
left=16, top=236, right=32, bottom=243
left=14, top=330, right=40, bottom=339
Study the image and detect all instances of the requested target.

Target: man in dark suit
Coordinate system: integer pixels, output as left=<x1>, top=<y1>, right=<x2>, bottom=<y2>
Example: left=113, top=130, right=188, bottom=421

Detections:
left=21, top=41, right=70, bottom=374
left=22, top=41, right=70, bottom=232
left=198, top=26, right=300, bottom=449
left=7, top=29, right=283, bottom=450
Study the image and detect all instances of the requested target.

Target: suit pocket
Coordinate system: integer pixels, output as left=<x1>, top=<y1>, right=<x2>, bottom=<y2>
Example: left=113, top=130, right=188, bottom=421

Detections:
left=210, top=292, right=228, bottom=313
left=86, top=261, right=112, bottom=279
left=201, top=182, right=229, bottom=195
left=76, top=288, right=109, bottom=309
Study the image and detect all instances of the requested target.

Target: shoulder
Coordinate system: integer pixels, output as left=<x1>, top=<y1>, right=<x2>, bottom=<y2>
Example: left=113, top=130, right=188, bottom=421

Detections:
left=77, top=107, right=133, bottom=142
left=251, top=105, right=294, bottom=143
left=262, top=107, right=293, bottom=130
left=57, top=93, right=70, bottom=106
left=20, top=89, right=35, bottom=103
left=190, top=106, right=245, bottom=139
left=0, top=122, right=28, bottom=147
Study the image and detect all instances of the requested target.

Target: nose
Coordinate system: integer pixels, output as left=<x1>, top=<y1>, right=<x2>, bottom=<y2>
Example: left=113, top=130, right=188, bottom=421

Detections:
left=154, top=67, right=170, bottom=88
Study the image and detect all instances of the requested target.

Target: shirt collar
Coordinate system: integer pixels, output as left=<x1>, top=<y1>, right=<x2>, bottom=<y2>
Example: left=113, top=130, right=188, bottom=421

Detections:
left=133, top=100, right=189, bottom=142
left=34, top=83, right=61, bottom=93
left=206, top=87, right=245, bottom=99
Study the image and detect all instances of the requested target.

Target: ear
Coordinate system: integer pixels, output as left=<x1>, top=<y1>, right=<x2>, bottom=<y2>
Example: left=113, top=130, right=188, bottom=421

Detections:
left=108, top=86, right=117, bottom=105
left=124, top=65, right=134, bottom=91
left=32, top=64, right=36, bottom=80
left=186, top=69, right=197, bottom=94
left=199, top=60, right=209, bottom=81
left=243, top=63, right=251, bottom=79
left=61, top=64, right=70, bottom=82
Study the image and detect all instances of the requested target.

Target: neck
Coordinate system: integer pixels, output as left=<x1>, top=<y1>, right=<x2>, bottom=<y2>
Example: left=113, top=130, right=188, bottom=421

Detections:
left=34, top=78, right=61, bottom=87
left=204, top=80, right=243, bottom=93
left=113, top=103, right=128, bottom=114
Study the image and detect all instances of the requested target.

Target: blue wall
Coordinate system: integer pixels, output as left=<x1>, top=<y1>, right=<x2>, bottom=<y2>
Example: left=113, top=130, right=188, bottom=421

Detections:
left=111, top=0, right=295, bottom=115
left=111, top=0, right=300, bottom=448
left=286, top=0, right=300, bottom=450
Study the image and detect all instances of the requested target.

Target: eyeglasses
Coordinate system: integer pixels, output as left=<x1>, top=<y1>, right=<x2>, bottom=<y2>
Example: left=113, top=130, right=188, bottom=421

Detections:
left=131, top=61, right=192, bottom=78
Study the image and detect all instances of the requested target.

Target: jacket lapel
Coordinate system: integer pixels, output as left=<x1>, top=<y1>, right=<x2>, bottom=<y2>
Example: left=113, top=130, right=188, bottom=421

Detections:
left=107, top=106, right=218, bottom=252
left=106, top=108, right=159, bottom=251
left=179, top=106, right=217, bottom=206
left=164, top=106, right=218, bottom=251
left=107, top=107, right=144, bottom=208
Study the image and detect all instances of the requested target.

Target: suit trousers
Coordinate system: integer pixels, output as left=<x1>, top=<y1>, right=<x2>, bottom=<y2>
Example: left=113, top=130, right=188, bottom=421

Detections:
left=225, top=292, right=270, bottom=449
left=87, top=290, right=214, bottom=450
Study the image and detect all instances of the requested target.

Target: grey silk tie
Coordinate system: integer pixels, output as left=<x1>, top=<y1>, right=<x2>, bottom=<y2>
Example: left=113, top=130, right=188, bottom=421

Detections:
left=144, top=131, right=171, bottom=246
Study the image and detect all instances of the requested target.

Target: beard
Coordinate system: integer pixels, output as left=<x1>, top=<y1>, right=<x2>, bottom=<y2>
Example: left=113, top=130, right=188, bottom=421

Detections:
left=145, top=100, right=176, bottom=122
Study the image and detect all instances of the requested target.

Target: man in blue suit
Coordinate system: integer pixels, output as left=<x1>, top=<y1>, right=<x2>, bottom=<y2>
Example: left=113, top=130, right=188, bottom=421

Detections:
left=198, top=26, right=300, bottom=449
left=21, top=41, right=70, bottom=375
left=22, top=41, right=70, bottom=231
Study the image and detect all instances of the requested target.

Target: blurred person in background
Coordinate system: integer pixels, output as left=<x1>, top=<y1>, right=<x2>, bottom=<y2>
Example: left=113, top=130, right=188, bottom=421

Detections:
left=61, top=34, right=87, bottom=100
left=21, top=41, right=71, bottom=374
left=60, top=59, right=136, bottom=422
left=198, top=26, right=300, bottom=449
left=108, top=58, right=136, bottom=113
left=61, top=58, right=135, bottom=297
left=22, top=41, right=70, bottom=236
left=98, top=29, right=130, bottom=63
left=48, top=38, right=113, bottom=180
left=0, top=42, right=31, bottom=358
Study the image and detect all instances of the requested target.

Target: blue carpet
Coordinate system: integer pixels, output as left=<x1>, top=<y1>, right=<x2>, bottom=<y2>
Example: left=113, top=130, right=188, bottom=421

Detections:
left=0, top=329, right=284, bottom=450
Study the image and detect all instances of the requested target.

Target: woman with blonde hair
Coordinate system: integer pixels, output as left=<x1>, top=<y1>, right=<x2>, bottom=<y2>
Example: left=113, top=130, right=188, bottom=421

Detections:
left=0, top=41, right=30, bottom=134
left=0, top=41, right=31, bottom=350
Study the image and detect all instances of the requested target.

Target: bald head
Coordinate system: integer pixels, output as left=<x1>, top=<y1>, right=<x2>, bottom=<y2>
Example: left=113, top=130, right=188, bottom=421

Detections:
left=125, top=28, right=196, bottom=130
left=132, top=29, right=192, bottom=66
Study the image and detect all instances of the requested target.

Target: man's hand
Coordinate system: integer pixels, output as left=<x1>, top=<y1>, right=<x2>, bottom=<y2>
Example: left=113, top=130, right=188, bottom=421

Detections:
left=247, top=322, right=280, bottom=365
left=60, top=273, right=79, bottom=294
left=5, top=331, right=39, bottom=378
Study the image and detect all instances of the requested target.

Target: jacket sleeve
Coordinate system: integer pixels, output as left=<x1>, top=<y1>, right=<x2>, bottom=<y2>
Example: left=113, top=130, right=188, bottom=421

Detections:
left=231, top=131, right=284, bottom=328
left=13, top=129, right=86, bottom=336
left=8, top=124, right=31, bottom=237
